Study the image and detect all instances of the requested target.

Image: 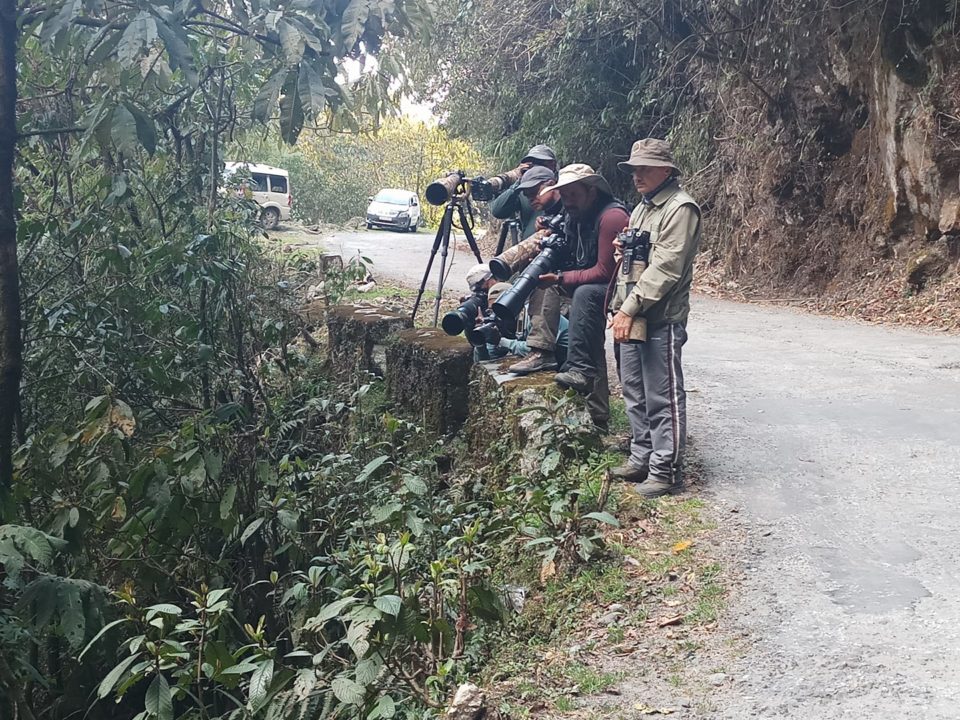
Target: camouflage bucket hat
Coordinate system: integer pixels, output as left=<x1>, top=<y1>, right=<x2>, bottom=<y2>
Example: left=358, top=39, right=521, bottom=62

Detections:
left=617, top=138, right=682, bottom=174
left=542, top=163, right=613, bottom=197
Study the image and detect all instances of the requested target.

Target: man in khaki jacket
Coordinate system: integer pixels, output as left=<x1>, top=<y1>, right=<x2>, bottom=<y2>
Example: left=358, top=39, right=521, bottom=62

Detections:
left=608, top=139, right=702, bottom=498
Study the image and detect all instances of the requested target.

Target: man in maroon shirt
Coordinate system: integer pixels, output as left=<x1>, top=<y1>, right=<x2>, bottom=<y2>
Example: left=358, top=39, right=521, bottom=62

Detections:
left=509, top=163, right=629, bottom=426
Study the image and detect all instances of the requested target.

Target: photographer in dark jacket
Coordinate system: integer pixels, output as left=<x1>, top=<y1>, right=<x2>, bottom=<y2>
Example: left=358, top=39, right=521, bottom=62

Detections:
left=510, top=163, right=629, bottom=427
left=489, top=145, right=559, bottom=239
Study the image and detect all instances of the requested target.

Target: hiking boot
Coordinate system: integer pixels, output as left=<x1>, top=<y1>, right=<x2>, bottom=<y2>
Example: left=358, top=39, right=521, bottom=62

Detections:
left=554, top=369, right=594, bottom=394
left=508, top=350, right=557, bottom=375
left=635, top=476, right=683, bottom=498
left=611, top=462, right=649, bottom=483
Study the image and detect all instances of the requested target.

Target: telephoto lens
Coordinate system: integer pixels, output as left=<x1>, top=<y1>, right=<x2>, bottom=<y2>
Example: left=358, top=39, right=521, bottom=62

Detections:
left=441, top=294, right=486, bottom=336
left=425, top=171, right=465, bottom=206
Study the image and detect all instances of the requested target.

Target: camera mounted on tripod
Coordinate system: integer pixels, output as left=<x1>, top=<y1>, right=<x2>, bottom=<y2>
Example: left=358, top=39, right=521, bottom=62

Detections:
left=425, top=170, right=518, bottom=206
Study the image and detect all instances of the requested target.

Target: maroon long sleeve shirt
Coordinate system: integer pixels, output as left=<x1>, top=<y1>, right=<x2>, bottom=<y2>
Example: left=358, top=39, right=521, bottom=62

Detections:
left=560, top=206, right=630, bottom=288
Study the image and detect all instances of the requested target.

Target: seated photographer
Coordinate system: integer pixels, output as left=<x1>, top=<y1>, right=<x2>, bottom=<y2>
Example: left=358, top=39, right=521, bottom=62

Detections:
left=464, top=261, right=496, bottom=298
left=489, top=145, right=559, bottom=239
left=474, top=282, right=569, bottom=364
left=510, top=164, right=629, bottom=427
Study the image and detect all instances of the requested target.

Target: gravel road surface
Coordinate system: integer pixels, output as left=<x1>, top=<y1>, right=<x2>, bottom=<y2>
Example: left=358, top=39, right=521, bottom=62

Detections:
left=687, top=298, right=960, bottom=718
left=321, top=227, right=483, bottom=299
left=314, top=226, right=960, bottom=716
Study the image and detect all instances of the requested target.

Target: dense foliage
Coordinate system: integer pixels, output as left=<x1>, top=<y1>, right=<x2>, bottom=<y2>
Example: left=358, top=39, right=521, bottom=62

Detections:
left=0, top=2, right=625, bottom=718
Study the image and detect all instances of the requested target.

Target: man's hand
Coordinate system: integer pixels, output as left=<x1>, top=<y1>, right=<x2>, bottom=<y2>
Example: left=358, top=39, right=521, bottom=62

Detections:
left=608, top=310, right=634, bottom=343
left=612, top=237, right=623, bottom=263
left=538, top=273, right=560, bottom=287
left=515, top=161, right=533, bottom=176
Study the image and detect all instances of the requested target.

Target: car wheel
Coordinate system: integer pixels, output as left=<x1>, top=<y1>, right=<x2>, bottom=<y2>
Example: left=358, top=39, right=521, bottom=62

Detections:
left=366, top=222, right=374, bottom=230
left=407, top=218, right=416, bottom=233
left=261, top=207, right=280, bottom=230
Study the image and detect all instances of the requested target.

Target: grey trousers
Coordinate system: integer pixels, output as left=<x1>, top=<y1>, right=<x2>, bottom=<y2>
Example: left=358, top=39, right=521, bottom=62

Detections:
left=563, top=284, right=610, bottom=426
left=619, top=323, right=688, bottom=482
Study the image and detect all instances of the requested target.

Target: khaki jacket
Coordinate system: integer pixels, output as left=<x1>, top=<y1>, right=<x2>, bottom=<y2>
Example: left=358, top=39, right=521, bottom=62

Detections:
left=613, top=181, right=701, bottom=326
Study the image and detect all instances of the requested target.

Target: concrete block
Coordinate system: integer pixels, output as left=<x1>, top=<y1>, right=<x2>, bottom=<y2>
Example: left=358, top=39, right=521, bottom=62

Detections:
left=327, top=304, right=412, bottom=378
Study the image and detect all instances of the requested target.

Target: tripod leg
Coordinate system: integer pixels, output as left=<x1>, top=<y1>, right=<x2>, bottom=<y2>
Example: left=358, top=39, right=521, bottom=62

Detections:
left=510, top=221, right=519, bottom=247
left=494, top=221, right=510, bottom=257
left=432, top=216, right=452, bottom=327
left=412, top=204, right=454, bottom=321
left=457, top=204, right=484, bottom=263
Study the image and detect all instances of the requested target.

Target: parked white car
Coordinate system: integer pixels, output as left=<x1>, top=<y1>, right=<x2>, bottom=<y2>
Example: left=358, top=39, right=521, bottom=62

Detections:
left=365, top=188, right=421, bottom=232
left=223, top=162, right=292, bottom=230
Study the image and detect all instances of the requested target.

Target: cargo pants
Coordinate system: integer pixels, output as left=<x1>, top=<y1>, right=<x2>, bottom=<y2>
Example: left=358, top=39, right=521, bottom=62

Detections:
left=619, top=323, right=688, bottom=483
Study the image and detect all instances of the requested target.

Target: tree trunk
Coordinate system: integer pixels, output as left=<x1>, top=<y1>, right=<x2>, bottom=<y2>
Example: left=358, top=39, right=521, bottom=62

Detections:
left=0, top=0, right=21, bottom=501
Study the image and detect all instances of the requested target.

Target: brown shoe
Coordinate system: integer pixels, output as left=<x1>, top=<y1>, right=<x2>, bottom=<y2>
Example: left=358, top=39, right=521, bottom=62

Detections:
left=554, top=369, right=593, bottom=394
left=611, top=463, right=649, bottom=483
left=635, top=476, right=683, bottom=498
left=508, top=350, right=557, bottom=375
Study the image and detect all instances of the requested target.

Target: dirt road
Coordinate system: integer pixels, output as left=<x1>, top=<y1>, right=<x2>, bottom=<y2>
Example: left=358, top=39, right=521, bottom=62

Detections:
left=313, top=226, right=960, bottom=716
left=688, top=298, right=960, bottom=718
left=318, top=227, right=483, bottom=298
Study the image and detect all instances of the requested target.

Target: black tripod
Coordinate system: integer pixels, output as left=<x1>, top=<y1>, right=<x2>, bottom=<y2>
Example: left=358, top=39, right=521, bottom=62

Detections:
left=411, top=187, right=483, bottom=326
left=494, top=217, right=522, bottom=256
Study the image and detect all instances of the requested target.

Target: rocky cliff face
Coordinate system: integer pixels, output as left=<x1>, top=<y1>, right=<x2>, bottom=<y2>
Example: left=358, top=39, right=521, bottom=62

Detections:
left=689, top=0, right=960, bottom=308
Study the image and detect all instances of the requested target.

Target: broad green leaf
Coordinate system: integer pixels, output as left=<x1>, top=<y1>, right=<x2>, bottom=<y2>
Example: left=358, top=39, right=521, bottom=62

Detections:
left=298, top=61, right=327, bottom=115
left=279, top=69, right=305, bottom=143
left=373, top=594, right=401, bottom=617
left=310, top=596, right=358, bottom=625
left=540, top=451, right=561, bottom=476
left=78, top=618, right=130, bottom=662
left=370, top=502, right=401, bottom=523
left=340, top=0, right=373, bottom=50
left=583, top=511, right=620, bottom=527
left=111, top=105, right=139, bottom=154
left=252, top=69, right=287, bottom=124
left=219, top=484, right=237, bottom=520
left=278, top=19, right=305, bottom=64
left=155, top=17, right=198, bottom=86
left=240, top=517, right=265, bottom=546
left=346, top=620, right=372, bottom=657
left=357, top=455, right=390, bottom=483
left=145, top=673, right=173, bottom=720
left=218, top=662, right=260, bottom=676
left=145, top=603, right=183, bottom=619
left=331, top=676, right=365, bottom=705
left=117, top=12, right=158, bottom=66
left=98, top=654, right=140, bottom=699
left=370, top=694, right=396, bottom=719
left=402, top=475, right=427, bottom=496
left=355, top=656, right=381, bottom=685
left=248, top=659, right=274, bottom=708
left=125, top=104, right=157, bottom=155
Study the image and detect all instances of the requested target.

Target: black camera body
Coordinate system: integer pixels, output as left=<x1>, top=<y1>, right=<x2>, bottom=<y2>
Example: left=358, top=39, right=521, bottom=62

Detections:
left=466, top=311, right=516, bottom=347
left=469, top=177, right=496, bottom=202
left=441, top=292, right=487, bottom=337
left=442, top=292, right=517, bottom=347
left=619, top=229, right=651, bottom=275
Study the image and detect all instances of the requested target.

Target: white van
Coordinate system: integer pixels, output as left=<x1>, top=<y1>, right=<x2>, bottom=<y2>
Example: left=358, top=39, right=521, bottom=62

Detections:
left=365, top=188, right=421, bottom=232
left=223, top=162, right=292, bottom=230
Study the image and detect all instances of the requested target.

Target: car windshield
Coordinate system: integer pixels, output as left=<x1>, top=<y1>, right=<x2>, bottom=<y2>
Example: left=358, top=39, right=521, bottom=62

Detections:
left=374, top=190, right=411, bottom=205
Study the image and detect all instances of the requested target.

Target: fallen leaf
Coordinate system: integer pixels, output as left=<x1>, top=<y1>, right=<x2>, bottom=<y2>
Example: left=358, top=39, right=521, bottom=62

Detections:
left=671, top=539, right=692, bottom=554
left=657, top=614, right=684, bottom=628
left=633, top=704, right=675, bottom=715
left=540, top=559, right=556, bottom=583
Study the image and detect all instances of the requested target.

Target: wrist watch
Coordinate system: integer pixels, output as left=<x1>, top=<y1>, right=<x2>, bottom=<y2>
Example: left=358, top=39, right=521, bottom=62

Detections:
left=556, top=271, right=564, bottom=285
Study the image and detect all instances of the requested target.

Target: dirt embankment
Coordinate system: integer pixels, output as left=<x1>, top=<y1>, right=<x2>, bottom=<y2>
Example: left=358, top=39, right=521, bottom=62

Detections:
left=681, top=0, right=960, bottom=331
